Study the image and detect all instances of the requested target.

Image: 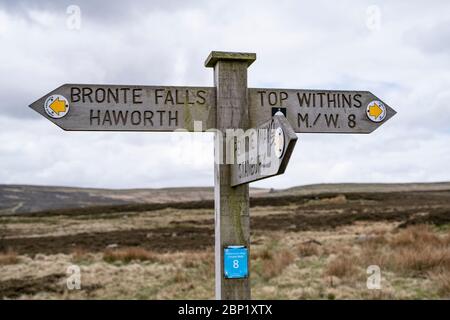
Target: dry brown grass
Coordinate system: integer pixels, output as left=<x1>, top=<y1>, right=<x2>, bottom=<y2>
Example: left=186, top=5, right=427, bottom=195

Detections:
left=390, top=225, right=443, bottom=247
left=261, top=249, right=295, bottom=280
left=325, top=254, right=358, bottom=278
left=429, top=269, right=450, bottom=297
left=252, top=247, right=273, bottom=260
left=445, top=233, right=450, bottom=246
left=180, top=252, right=213, bottom=268
left=305, top=194, right=347, bottom=206
left=360, top=225, right=450, bottom=276
left=103, top=247, right=158, bottom=263
left=0, top=250, right=19, bottom=265
left=71, top=247, right=90, bottom=263
left=180, top=251, right=215, bottom=278
left=173, top=269, right=189, bottom=283
left=297, top=243, right=321, bottom=257
left=392, top=247, right=450, bottom=274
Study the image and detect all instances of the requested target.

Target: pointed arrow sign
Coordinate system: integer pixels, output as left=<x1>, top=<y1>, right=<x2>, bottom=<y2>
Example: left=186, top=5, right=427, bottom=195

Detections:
left=230, top=113, right=298, bottom=187
left=29, top=84, right=216, bottom=132
left=248, top=89, right=396, bottom=133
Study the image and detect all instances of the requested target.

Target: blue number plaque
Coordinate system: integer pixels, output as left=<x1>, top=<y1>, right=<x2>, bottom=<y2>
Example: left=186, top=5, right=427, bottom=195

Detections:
left=224, top=246, right=248, bottom=279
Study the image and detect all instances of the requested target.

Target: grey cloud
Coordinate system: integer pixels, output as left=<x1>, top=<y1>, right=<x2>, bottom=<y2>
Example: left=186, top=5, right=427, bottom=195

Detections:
left=0, top=0, right=214, bottom=119
left=0, top=0, right=204, bottom=22
left=403, top=20, right=450, bottom=55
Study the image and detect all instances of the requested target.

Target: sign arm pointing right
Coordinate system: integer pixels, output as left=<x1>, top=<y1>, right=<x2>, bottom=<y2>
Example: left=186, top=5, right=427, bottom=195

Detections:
left=248, top=89, right=396, bottom=134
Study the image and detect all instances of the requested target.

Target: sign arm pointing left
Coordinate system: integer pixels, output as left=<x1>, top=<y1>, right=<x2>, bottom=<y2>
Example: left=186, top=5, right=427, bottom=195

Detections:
left=29, top=84, right=217, bottom=132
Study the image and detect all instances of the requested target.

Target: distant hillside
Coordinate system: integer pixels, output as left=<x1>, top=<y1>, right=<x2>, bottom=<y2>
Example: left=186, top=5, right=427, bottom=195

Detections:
left=0, top=185, right=214, bottom=215
left=1, top=182, right=450, bottom=215
left=275, top=182, right=450, bottom=195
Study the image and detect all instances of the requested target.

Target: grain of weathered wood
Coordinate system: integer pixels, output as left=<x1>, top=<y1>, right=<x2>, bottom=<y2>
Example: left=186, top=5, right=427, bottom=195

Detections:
left=206, top=52, right=254, bottom=300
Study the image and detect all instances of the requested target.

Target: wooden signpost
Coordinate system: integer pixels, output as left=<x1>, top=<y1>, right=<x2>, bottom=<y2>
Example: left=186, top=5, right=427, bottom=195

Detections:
left=29, top=51, right=396, bottom=300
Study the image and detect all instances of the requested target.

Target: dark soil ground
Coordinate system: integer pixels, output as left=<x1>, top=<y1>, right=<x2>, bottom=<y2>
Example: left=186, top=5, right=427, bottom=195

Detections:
left=2, top=226, right=214, bottom=255
left=0, top=274, right=66, bottom=298
left=0, top=274, right=101, bottom=299
left=2, top=190, right=449, bottom=256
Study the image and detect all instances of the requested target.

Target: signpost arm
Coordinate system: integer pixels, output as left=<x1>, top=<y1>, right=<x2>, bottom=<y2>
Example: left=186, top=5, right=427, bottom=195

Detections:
left=205, top=51, right=256, bottom=300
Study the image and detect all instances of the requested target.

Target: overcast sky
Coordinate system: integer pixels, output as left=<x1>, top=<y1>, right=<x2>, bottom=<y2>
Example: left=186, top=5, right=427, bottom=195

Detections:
left=0, top=0, right=449, bottom=189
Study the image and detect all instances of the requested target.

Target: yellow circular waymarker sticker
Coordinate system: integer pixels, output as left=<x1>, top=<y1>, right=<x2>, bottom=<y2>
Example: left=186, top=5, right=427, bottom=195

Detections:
left=44, top=94, right=69, bottom=119
left=366, top=100, right=386, bottom=123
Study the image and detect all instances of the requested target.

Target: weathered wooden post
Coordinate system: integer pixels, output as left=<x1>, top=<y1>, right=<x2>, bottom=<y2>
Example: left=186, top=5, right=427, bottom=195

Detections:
left=205, top=51, right=256, bottom=300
